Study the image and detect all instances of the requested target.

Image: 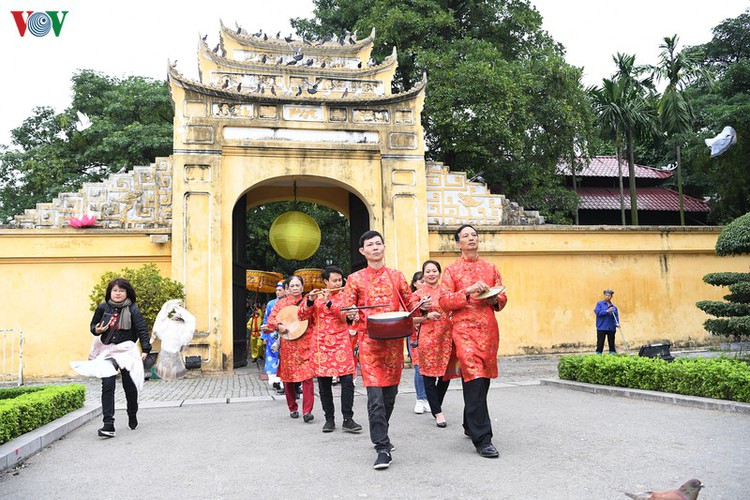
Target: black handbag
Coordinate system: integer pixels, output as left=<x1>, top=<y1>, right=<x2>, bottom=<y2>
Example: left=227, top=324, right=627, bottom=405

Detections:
left=143, top=352, right=159, bottom=370
left=185, top=355, right=202, bottom=369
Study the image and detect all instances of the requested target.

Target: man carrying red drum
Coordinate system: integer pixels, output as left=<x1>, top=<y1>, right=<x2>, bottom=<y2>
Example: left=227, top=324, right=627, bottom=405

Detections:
left=439, top=224, right=507, bottom=459
left=342, top=230, right=426, bottom=470
left=298, top=265, right=362, bottom=434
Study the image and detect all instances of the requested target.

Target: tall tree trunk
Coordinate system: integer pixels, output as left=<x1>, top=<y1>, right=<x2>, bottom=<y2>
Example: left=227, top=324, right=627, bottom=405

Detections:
left=616, top=145, right=626, bottom=226
left=676, top=144, right=685, bottom=225
left=626, top=129, right=639, bottom=225
left=572, top=152, right=579, bottom=225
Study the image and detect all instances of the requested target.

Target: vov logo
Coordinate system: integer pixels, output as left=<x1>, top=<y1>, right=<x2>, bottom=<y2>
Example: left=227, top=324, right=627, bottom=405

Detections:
left=11, top=11, right=69, bottom=37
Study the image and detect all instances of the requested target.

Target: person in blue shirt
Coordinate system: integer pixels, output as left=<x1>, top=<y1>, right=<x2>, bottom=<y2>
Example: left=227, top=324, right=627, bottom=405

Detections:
left=594, top=289, right=619, bottom=354
left=261, top=281, right=286, bottom=392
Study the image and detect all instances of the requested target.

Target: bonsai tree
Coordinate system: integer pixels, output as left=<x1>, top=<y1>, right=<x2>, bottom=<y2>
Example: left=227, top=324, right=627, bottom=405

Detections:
left=89, top=263, right=186, bottom=330
left=697, top=213, right=750, bottom=342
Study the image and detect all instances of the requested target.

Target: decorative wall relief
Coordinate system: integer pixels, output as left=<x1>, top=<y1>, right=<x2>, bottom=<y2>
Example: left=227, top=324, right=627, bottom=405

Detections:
left=14, top=159, right=174, bottom=229
left=185, top=125, right=215, bottom=144
left=184, top=101, right=207, bottom=117
left=352, top=109, right=389, bottom=123
left=388, top=132, right=417, bottom=149
left=258, top=105, right=278, bottom=120
left=329, top=108, right=347, bottom=122
left=283, top=105, right=324, bottom=122
left=394, top=110, right=413, bottom=125
left=212, top=103, right=254, bottom=118
left=185, top=165, right=212, bottom=182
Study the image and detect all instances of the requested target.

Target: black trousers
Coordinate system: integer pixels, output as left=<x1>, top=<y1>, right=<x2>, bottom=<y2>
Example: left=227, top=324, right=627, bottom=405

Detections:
left=101, top=369, right=138, bottom=425
left=366, top=385, right=398, bottom=452
left=462, top=377, right=492, bottom=448
left=422, top=375, right=451, bottom=415
left=596, top=329, right=616, bottom=353
left=318, top=374, right=354, bottom=421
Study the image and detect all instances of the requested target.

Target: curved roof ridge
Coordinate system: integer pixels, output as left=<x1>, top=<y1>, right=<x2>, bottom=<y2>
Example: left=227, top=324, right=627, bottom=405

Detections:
left=198, top=37, right=397, bottom=78
left=169, top=64, right=425, bottom=105
left=219, top=22, right=375, bottom=55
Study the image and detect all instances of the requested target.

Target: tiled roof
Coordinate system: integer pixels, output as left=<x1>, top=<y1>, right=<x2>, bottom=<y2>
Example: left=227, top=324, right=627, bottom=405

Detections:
left=576, top=187, right=710, bottom=212
left=559, top=156, right=673, bottom=179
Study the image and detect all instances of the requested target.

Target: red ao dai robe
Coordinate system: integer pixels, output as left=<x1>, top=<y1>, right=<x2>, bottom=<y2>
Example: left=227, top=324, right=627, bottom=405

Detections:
left=414, top=285, right=455, bottom=378
left=342, top=266, right=419, bottom=387
left=297, top=292, right=356, bottom=378
left=439, top=256, right=507, bottom=381
left=266, top=295, right=315, bottom=383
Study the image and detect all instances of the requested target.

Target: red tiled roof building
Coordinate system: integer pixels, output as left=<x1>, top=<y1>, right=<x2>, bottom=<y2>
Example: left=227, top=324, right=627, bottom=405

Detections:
left=559, top=156, right=710, bottom=225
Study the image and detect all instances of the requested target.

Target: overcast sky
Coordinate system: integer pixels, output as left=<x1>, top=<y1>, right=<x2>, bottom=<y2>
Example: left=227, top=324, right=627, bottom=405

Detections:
left=2, top=0, right=748, bottom=146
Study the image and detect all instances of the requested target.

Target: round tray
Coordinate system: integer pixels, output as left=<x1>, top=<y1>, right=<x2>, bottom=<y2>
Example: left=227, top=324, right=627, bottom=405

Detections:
left=476, top=286, right=506, bottom=300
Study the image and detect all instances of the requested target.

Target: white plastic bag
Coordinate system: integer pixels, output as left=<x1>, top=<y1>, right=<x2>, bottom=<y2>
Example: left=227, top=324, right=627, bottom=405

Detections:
left=152, top=299, right=196, bottom=380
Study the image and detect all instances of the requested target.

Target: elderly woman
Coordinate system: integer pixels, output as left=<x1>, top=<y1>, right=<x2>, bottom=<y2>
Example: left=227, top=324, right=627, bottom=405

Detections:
left=267, top=275, right=316, bottom=422
left=89, top=277, right=151, bottom=438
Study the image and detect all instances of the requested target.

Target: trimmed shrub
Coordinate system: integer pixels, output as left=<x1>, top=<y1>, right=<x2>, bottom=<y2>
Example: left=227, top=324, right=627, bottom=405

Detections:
left=0, top=384, right=86, bottom=444
left=558, top=355, right=750, bottom=403
left=699, top=213, right=750, bottom=342
left=0, top=386, right=44, bottom=400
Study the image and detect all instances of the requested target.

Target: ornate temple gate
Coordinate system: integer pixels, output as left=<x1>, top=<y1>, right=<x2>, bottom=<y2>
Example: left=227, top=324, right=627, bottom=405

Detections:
left=168, top=26, right=431, bottom=369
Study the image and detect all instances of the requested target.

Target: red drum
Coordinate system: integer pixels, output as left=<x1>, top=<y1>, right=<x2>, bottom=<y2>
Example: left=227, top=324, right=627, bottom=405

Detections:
left=367, top=311, right=414, bottom=340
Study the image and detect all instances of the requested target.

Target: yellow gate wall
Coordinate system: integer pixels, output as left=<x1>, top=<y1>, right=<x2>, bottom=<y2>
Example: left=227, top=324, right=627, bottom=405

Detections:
left=0, top=229, right=171, bottom=377
left=3, top=226, right=750, bottom=377
left=428, top=226, right=750, bottom=354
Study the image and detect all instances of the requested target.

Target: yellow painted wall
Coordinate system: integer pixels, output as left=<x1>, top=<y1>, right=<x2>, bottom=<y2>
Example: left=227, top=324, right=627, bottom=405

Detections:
left=0, top=229, right=171, bottom=377
left=4, top=225, right=749, bottom=377
left=429, top=226, right=750, bottom=354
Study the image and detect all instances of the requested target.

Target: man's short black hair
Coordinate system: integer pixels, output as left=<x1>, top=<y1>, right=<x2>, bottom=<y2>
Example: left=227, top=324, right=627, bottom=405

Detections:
left=359, top=230, right=384, bottom=248
left=322, top=265, right=344, bottom=281
left=454, top=224, right=477, bottom=242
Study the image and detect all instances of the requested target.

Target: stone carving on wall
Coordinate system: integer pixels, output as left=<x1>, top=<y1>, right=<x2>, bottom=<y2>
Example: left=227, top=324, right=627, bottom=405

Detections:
left=13, top=159, right=173, bottom=229
left=425, top=162, right=544, bottom=226
left=212, top=102, right=254, bottom=118
left=353, top=109, right=389, bottom=123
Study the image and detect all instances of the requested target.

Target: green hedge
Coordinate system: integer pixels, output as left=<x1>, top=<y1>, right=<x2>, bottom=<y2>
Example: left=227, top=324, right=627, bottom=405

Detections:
left=558, top=355, right=750, bottom=403
left=0, top=384, right=86, bottom=444
left=0, top=386, right=45, bottom=400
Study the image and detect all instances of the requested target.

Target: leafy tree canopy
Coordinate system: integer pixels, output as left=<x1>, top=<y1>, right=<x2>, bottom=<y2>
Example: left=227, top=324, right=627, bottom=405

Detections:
left=293, top=0, right=595, bottom=223
left=0, top=70, right=172, bottom=224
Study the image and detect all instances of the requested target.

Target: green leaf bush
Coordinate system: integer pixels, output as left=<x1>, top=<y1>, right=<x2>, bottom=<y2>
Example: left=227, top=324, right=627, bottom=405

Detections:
left=557, top=355, right=750, bottom=403
left=715, top=212, right=750, bottom=256
left=697, top=213, right=750, bottom=342
left=0, top=384, right=85, bottom=444
left=89, top=262, right=185, bottom=330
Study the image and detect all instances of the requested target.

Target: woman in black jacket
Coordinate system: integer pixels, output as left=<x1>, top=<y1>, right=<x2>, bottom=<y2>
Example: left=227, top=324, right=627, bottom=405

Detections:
left=90, top=277, right=151, bottom=437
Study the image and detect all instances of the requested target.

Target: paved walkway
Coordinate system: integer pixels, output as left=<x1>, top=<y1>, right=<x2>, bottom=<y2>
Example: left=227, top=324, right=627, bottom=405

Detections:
left=68, top=354, right=561, bottom=408
left=2, top=354, right=749, bottom=499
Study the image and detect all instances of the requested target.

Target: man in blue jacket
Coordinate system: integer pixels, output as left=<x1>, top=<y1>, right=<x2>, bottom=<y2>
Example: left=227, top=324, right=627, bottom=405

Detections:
left=594, top=289, right=619, bottom=354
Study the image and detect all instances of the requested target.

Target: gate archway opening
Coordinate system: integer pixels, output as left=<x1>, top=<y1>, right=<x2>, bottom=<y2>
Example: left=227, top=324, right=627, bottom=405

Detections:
left=230, top=178, right=370, bottom=367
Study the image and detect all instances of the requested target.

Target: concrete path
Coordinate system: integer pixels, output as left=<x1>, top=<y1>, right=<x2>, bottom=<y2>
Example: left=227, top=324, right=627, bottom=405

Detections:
left=1, top=354, right=749, bottom=499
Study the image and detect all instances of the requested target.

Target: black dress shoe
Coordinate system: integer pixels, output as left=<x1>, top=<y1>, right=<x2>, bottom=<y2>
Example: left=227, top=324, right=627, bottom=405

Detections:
left=476, top=443, right=499, bottom=458
left=303, top=413, right=314, bottom=423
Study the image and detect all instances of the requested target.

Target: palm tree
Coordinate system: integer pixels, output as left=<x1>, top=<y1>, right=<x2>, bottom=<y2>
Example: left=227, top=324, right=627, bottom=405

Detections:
left=612, top=53, right=657, bottom=226
left=589, top=55, right=655, bottom=225
left=652, top=35, right=707, bottom=225
left=588, top=78, right=627, bottom=225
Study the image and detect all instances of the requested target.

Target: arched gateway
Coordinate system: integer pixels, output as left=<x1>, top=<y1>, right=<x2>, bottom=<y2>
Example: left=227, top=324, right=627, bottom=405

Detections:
left=168, top=25, right=433, bottom=368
